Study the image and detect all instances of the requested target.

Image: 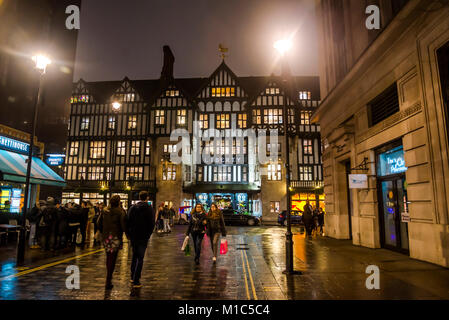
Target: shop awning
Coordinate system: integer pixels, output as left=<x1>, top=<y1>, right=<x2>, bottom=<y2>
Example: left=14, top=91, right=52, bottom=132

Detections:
left=0, top=149, right=66, bottom=187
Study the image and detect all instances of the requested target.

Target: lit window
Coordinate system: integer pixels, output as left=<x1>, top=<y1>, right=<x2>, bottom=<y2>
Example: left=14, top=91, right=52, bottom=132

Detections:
left=211, top=87, right=235, bottom=97
left=155, top=110, right=165, bottom=125
left=108, top=116, right=116, bottom=130
left=166, top=90, right=179, bottom=97
left=88, top=167, right=104, bottom=180
left=128, top=115, right=137, bottom=129
left=252, top=109, right=262, bottom=125
left=163, top=144, right=177, bottom=154
left=303, top=139, right=313, bottom=155
left=89, top=141, right=106, bottom=159
left=264, top=109, right=283, bottom=124
left=77, top=166, right=87, bottom=180
left=162, top=163, right=176, bottom=181
left=267, top=143, right=281, bottom=155
left=288, top=108, right=295, bottom=123
left=213, top=166, right=232, bottom=182
left=126, top=167, right=143, bottom=180
left=117, top=141, right=126, bottom=156
left=267, top=163, right=282, bottom=181
left=216, top=114, right=230, bottom=129
left=300, top=111, right=311, bottom=125
left=199, top=114, right=208, bottom=129
left=299, top=91, right=311, bottom=100
left=177, top=109, right=187, bottom=126
left=145, top=140, right=151, bottom=156
left=237, top=113, right=247, bottom=128
left=270, top=201, right=280, bottom=213
left=69, top=141, right=79, bottom=156
left=131, top=141, right=140, bottom=156
left=265, top=88, right=280, bottom=95
left=80, top=117, right=89, bottom=130
left=299, top=166, right=313, bottom=181
left=124, top=93, right=135, bottom=102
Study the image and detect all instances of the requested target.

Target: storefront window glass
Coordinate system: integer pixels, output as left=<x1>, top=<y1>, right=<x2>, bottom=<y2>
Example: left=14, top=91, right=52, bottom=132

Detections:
left=378, top=146, right=407, bottom=176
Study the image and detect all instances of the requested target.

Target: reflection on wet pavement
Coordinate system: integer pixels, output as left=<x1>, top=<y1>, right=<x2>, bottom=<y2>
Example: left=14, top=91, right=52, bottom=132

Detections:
left=1, top=225, right=449, bottom=300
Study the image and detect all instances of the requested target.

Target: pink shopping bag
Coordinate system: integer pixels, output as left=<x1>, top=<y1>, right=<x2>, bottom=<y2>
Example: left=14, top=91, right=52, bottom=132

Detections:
left=220, top=239, right=228, bottom=255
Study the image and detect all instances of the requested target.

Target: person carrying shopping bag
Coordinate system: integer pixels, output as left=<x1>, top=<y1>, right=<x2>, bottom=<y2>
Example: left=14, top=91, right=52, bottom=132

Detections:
left=97, top=195, right=127, bottom=290
left=206, top=203, right=227, bottom=263
left=185, top=203, right=207, bottom=265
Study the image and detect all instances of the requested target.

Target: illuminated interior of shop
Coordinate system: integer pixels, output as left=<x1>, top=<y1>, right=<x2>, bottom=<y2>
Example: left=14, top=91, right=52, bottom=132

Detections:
left=291, top=193, right=325, bottom=213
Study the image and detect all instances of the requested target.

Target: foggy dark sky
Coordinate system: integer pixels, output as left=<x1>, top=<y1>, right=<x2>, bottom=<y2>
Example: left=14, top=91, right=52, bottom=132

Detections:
left=73, top=0, right=319, bottom=81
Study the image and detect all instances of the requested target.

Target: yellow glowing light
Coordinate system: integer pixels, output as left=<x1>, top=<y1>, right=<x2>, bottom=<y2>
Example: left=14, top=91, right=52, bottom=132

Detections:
left=32, top=54, right=51, bottom=73
left=112, top=101, right=121, bottom=111
left=273, top=39, right=292, bottom=55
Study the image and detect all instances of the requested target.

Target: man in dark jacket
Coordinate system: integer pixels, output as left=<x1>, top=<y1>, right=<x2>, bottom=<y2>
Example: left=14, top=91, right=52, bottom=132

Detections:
left=126, top=191, right=155, bottom=288
left=79, top=201, right=89, bottom=246
left=56, top=200, right=69, bottom=249
left=40, top=197, right=58, bottom=250
left=302, top=200, right=314, bottom=237
left=28, top=200, right=45, bottom=248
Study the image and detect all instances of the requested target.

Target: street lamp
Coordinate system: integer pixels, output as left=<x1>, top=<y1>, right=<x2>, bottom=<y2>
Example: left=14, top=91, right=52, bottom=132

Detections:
left=274, top=40, right=301, bottom=275
left=17, top=54, right=51, bottom=265
left=109, top=101, right=121, bottom=203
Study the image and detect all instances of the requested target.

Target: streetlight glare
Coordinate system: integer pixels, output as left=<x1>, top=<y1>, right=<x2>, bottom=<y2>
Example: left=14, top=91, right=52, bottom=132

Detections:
left=32, top=54, right=51, bottom=73
left=273, top=39, right=292, bottom=55
left=112, top=101, right=122, bottom=111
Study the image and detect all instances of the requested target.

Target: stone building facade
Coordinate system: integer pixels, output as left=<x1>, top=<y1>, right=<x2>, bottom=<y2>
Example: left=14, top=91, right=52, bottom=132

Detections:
left=313, top=0, right=449, bottom=267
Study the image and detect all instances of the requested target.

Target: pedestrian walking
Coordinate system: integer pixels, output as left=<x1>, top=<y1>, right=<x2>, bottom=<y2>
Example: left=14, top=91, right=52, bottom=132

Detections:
left=162, top=204, right=171, bottom=233
left=79, top=201, right=89, bottom=246
left=169, top=204, right=176, bottom=227
left=97, top=195, right=127, bottom=290
left=185, top=203, right=207, bottom=265
left=93, top=202, right=103, bottom=245
left=206, top=203, right=227, bottom=263
left=86, top=201, right=96, bottom=242
left=39, top=197, right=58, bottom=251
left=28, top=200, right=45, bottom=248
left=317, top=207, right=325, bottom=235
left=302, top=200, right=314, bottom=237
left=127, top=191, right=155, bottom=288
left=312, top=206, right=319, bottom=235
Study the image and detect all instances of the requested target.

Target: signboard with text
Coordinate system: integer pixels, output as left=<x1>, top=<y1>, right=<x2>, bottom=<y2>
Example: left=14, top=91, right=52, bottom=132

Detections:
left=348, top=174, right=368, bottom=189
left=45, top=154, right=66, bottom=166
left=0, top=135, right=29, bottom=154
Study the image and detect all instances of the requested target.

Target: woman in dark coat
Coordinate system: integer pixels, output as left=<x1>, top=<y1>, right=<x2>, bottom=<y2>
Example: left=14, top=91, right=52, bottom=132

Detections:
left=185, top=203, right=207, bottom=265
left=97, top=195, right=127, bottom=290
left=206, top=203, right=226, bottom=263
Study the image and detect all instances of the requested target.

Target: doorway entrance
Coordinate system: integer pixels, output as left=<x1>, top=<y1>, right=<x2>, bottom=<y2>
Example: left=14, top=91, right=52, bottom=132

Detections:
left=376, top=143, right=410, bottom=254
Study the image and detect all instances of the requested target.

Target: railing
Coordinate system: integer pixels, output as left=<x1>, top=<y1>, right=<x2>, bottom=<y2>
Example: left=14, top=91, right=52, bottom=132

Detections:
left=289, top=180, right=324, bottom=189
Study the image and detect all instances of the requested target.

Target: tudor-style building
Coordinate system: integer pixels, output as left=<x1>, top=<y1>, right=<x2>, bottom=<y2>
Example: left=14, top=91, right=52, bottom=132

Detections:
left=63, top=47, right=322, bottom=222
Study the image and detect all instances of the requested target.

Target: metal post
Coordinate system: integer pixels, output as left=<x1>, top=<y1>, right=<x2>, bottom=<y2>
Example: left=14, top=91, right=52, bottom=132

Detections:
left=17, top=71, right=43, bottom=265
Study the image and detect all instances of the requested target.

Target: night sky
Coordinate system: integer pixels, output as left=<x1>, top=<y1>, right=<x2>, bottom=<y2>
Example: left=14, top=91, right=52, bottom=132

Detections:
left=74, top=0, right=319, bottom=81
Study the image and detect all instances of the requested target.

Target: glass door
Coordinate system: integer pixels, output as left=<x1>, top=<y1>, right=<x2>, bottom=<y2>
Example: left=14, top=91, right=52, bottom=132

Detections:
left=379, top=177, right=410, bottom=252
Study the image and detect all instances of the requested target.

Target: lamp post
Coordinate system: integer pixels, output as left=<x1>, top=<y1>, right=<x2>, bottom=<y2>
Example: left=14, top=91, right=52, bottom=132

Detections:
left=274, top=40, right=301, bottom=275
left=109, top=102, right=121, bottom=203
left=17, top=54, right=51, bottom=265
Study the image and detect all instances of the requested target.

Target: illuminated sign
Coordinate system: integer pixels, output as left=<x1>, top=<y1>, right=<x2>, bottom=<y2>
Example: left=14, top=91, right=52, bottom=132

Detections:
left=378, top=146, right=408, bottom=176
left=45, top=154, right=66, bottom=166
left=0, top=135, right=29, bottom=154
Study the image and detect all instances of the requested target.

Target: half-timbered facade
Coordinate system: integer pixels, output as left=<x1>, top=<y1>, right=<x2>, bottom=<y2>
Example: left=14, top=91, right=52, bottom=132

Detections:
left=64, top=51, right=322, bottom=221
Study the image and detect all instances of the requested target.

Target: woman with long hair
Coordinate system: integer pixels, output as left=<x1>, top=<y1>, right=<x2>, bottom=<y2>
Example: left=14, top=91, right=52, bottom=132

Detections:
left=97, top=195, right=127, bottom=290
left=185, top=203, right=207, bottom=265
left=206, top=203, right=227, bottom=263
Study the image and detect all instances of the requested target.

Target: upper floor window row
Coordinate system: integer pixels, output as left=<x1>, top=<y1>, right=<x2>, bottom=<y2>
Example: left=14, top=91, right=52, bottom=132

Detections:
left=299, top=91, right=311, bottom=100
left=115, top=93, right=136, bottom=102
left=211, top=87, right=235, bottom=97
left=265, top=87, right=280, bottom=95
left=71, top=95, right=91, bottom=104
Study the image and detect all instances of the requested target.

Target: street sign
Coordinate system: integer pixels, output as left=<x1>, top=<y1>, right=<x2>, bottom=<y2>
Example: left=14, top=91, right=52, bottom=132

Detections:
left=401, top=212, right=410, bottom=223
left=348, top=174, right=368, bottom=189
left=45, top=154, right=66, bottom=166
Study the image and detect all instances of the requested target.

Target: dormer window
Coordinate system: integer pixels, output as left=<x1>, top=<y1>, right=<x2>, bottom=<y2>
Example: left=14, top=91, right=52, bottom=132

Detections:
left=299, top=91, right=311, bottom=100
left=265, top=88, right=280, bottom=95
left=166, top=90, right=179, bottom=97
left=211, top=87, right=235, bottom=97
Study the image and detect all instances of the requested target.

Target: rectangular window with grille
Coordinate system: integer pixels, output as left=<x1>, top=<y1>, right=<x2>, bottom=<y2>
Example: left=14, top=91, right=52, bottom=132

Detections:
left=88, top=167, right=104, bottom=180
left=268, top=163, right=282, bottom=181
left=155, top=110, right=165, bottom=125
left=238, top=113, right=247, bottom=128
left=303, top=139, right=313, bottom=155
left=108, top=116, right=116, bottom=130
left=77, top=166, right=87, bottom=180
left=117, top=141, right=126, bottom=156
left=199, top=114, right=208, bottom=129
left=369, top=84, right=399, bottom=126
left=131, top=141, right=140, bottom=156
left=177, top=109, right=187, bottom=126
left=264, top=109, right=283, bottom=124
left=80, top=117, right=89, bottom=131
left=162, top=163, right=176, bottom=181
left=253, top=109, right=261, bottom=124
left=128, top=115, right=137, bottom=129
left=70, top=141, right=79, bottom=156
left=126, top=167, right=143, bottom=180
left=145, top=140, right=151, bottom=156
left=216, top=114, right=230, bottom=129
left=300, top=111, right=311, bottom=125
left=89, top=141, right=106, bottom=159
left=299, top=166, right=313, bottom=181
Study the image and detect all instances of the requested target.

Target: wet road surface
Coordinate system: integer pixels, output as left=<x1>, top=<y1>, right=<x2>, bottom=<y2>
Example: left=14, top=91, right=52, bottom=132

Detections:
left=1, top=225, right=449, bottom=300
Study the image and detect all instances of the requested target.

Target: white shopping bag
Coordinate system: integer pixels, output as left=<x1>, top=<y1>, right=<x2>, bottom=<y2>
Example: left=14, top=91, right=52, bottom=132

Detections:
left=181, top=236, right=189, bottom=251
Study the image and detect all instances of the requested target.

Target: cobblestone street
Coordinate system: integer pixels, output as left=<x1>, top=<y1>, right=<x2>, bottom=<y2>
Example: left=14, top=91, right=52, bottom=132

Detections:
left=1, top=225, right=449, bottom=300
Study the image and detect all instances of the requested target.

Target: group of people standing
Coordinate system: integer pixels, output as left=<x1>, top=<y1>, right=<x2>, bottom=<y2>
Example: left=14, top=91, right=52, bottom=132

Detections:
left=302, top=200, right=325, bottom=237
left=27, top=197, right=101, bottom=251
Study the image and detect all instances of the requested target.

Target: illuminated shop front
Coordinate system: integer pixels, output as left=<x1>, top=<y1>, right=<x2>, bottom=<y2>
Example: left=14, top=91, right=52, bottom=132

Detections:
left=291, top=192, right=325, bottom=212
left=376, top=142, right=409, bottom=254
left=0, top=132, right=65, bottom=213
left=194, top=192, right=261, bottom=216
